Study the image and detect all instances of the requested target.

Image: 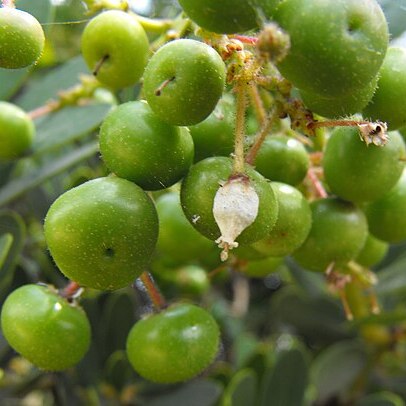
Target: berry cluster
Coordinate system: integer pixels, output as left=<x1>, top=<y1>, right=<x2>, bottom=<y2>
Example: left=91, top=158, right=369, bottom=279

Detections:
left=1, top=0, right=406, bottom=392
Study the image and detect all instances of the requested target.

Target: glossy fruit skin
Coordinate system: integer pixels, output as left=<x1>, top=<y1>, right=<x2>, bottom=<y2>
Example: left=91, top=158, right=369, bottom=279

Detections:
left=293, top=198, right=368, bottom=272
left=364, top=47, right=406, bottom=130
left=1, top=284, right=90, bottom=371
left=273, top=0, right=388, bottom=97
left=155, top=192, right=215, bottom=266
left=81, top=10, right=149, bottom=89
left=365, top=169, right=406, bottom=243
left=323, top=128, right=405, bottom=203
left=242, top=256, right=283, bottom=278
left=0, top=8, right=45, bottom=69
left=181, top=157, right=278, bottom=245
left=0, top=102, right=35, bottom=160
left=152, top=263, right=210, bottom=297
left=355, top=234, right=388, bottom=268
left=99, top=101, right=194, bottom=190
left=254, top=134, right=309, bottom=185
left=178, top=0, right=258, bottom=34
left=189, top=96, right=235, bottom=163
left=178, top=0, right=281, bottom=34
left=143, top=39, right=226, bottom=126
left=44, top=177, right=159, bottom=290
left=126, top=303, right=219, bottom=383
left=251, top=182, right=312, bottom=257
left=300, top=75, right=378, bottom=119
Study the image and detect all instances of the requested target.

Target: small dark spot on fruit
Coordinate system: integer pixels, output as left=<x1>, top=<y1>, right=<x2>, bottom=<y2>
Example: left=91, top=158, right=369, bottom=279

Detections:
left=105, top=247, right=115, bottom=257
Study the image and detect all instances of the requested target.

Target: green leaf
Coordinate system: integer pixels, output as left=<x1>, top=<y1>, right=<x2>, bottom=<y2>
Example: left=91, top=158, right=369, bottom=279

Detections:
left=15, top=0, right=54, bottom=24
left=0, top=233, right=13, bottom=269
left=311, top=340, right=367, bottom=403
left=0, top=68, right=30, bottom=101
left=33, top=104, right=111, bottom=154
left=0, top=141, right=98, bottom=207
left=377, top=254, right=406, bottom=297
left=270, top=287, right=351, bottom=344
left=145, top=379, right=223, bottom=406
left=357, top=391, right=405, bottom=406
left=0, top=211, right=25, bottom=300
left=15, top=56, right=90, bottom=111
left=221, top=369, right=258, bottom=406
left=377, top=0, right=406, bottom=38
left=233, top=333, right=259, bottom=370
left=259, top=345, right=309, bottom=406
left=103, top=350, right=135, bottom=391
left=99, top=291, right=136, bottom=362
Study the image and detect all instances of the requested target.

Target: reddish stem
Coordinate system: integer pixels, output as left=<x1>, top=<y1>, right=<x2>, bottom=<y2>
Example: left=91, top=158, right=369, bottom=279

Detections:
left=139, top=272, right=167, bottom=311
left=307, top=167, right=328, bottom=198
left=28, top=102, right=59, bottom=120
left=60, top=281, right=81, bottom=299
left=232, top=35, right=258, bottom=45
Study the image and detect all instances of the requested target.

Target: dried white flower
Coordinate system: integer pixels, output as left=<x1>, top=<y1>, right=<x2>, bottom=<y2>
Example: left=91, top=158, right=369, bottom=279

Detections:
left=357, top=121, right=388, bottom=146
left=213, top=175, right=259, bottom=261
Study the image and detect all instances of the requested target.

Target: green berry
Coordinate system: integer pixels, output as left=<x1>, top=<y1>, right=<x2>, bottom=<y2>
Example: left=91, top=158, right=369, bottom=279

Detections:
left=0, top=102, right=35, bottom=160
left=0, top=8, right=45, bottom=69
left=44, top=177, right=159, bottom=290
left=99, top=101, right=194, bottom=190
left=143, top=39, right=226, bottom=126
left=1, top=284, right=90, bottom=371
left=323, top=127, right=405, bottom=202
left=126, top=303, right=219, bottom=383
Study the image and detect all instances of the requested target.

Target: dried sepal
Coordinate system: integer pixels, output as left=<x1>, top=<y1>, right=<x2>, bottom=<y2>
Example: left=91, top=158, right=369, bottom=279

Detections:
left=213, top=174, right=259, bottom=261
left=357, top=121, right=388, bottom=146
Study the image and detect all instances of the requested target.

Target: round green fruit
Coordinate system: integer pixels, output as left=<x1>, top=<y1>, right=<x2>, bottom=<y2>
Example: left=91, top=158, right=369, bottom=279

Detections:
left=0, top=102, right=35, bottom=160
left=143, top=39, right=226, bottom=126
left=254, top=134, right=309, bottom=185
left=293, top=198, right=368, bottom=272
left=364, top=47, right=406, bottom=130
left=178, top=0, right=258, bottom=34
left=180, top=157, right=278, bottom=245
left=126, top=303, right=219, bottom=383
left=251, top=182, right=312, bottom=257
left=99, top=101, right=194, bottom=190
left=355, top=234, right=388, bottom=268
left=0, top=8, right=45, bottom=69
left=365, top=169, right=406, bottom=243
left=1, top=284, right=90, bottom=371
left=189, top=95, right=235, bottom=162
left=81, top=10, right=149, bottom=89
left=44, top=177, right=159, bottom=290
left=323, top=127, right=405, bottom=202
left=300, top=75, right=378, bottom=118
left=178, top=0, right=280, bottom=34
left=155, top=192, right=215, bottom=266
left=152, top=263, right=210, bottom=297
left=273, top=0, right=388, bottom=97
left=242, top=256, right=284, bottom=278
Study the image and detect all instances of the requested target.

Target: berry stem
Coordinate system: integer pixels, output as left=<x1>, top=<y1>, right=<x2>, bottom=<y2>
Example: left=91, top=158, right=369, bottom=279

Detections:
left=93, top=55, right=109, bottom=76
left=307, top=167, right=328, bottom=198
left=248, top=84, right=267, bottom=126
left=28, top=102, right=59, bottom=120
left=232, top=83, right=248, bottom=174
left=231, top=35, right=258, bottom=45
left=245, top=113, right=275, bottom=165
left=59, top=281, right=82, bottom=299
left=2, top=0, right=15, bottom=8
left=337, top=288, right=354, bottom=321
left=133, top=13, right=172, bottom=34
left=231, top=272, right=250, bottom=317
left=139, top=272, right=167, bottom=311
